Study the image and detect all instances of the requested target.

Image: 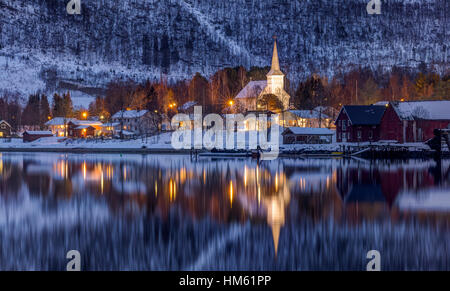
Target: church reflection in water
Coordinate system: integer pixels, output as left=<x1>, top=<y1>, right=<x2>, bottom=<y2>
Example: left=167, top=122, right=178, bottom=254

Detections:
left=1, top=153, right=450, bottom=258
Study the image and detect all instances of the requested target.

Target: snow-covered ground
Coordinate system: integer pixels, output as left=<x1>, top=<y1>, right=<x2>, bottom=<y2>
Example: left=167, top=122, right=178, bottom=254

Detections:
left=0, top=131, right=436, bottom=153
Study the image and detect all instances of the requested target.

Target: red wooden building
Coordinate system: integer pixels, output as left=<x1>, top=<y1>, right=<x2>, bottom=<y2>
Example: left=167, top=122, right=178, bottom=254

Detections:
left=335, top=105, right=386, bottom=143
left=23, top=131, right=53, bottom=142
left=67, top=121, right=102, bottom=138
left=380, top=101, right=450, bottom=143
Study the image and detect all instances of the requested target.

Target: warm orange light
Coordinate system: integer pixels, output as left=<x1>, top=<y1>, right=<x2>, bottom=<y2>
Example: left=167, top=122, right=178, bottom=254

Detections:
left=82, top=112, right=88, bottom=119
left=400, top=99, right=405, bottom=102
left=100, top=115, right=104, bottom=120
left=47, top=116, right=51, bottom=120
left=228, top=100, right=234, bottom=106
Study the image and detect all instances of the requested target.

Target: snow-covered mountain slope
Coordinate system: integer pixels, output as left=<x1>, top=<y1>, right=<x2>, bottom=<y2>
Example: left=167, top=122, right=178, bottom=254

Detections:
left=0, top=0, right=448, bottom=106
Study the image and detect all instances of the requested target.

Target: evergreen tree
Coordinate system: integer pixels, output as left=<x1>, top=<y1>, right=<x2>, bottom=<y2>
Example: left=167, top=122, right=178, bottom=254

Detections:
left=62, top=92, right=74, bottom=117
left=52, top=93, right=65, bottom=117
left=22, top=94, right=41, bottom=126
left=40, top=94, right=51, bottom=127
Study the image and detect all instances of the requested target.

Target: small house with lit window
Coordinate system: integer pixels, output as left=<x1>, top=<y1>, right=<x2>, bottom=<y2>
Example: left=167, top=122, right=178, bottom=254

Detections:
left=0, top=120, right=12, bottom=138
left=335, top=105, right=386, bottom=143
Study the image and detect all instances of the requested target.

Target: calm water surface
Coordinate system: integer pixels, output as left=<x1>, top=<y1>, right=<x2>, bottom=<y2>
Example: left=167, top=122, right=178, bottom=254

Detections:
left=0, top=153, right=449, bottom=270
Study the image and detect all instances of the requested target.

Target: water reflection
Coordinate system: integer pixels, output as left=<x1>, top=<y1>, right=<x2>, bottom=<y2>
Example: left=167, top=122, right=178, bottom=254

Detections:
left=0, top=153, right=449, bottom=270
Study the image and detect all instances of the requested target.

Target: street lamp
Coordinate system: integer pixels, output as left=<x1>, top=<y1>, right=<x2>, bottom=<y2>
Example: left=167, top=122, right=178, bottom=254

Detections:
left=82, top=112, right=88, bottom=119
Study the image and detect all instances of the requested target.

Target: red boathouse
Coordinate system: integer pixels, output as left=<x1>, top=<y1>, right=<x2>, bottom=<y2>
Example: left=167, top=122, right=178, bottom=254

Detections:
left=380, top=101, right=450, bottom=143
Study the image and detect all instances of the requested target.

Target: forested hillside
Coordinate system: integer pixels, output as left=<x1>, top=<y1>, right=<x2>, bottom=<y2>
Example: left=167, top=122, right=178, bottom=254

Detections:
left=0, top=0, right=448, bottom=102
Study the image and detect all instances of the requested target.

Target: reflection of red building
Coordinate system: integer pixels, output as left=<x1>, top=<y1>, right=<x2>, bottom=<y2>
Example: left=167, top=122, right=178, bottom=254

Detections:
left=380, top=101, right=450, bottom=143
left=336, top=163, right=438, bottom=209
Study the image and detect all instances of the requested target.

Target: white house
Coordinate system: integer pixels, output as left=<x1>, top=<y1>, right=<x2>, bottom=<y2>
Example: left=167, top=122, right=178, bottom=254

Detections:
left=111, top=110, right=158, bottom=135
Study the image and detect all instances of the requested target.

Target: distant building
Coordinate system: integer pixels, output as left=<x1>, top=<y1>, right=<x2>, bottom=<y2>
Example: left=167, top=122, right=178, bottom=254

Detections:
left=280, top=109, right=332, bottom=128
left=335, top=105, right=386, bottom=143
left=100, top=122, right=121, bottom=136
left=234, top=40, right=290, bottom=112
left=111, top=110, right=157, bottom=135
left=23, top=131, right=53, bottom=143
left=0, top=120, right=12, bottom=138
left=282, top=127, right=334, bottom=144
left=380, top=101, right=450, bottom=143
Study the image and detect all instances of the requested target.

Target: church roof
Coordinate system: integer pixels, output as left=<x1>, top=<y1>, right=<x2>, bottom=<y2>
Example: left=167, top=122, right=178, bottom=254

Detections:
left=267, top=41, right=284, bottom=76
left=235, top=80, right=267, bottom=99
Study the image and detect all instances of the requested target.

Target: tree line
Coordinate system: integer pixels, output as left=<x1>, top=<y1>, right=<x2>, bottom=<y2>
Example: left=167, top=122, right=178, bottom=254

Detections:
left=0, top=64, right=448, bottom=132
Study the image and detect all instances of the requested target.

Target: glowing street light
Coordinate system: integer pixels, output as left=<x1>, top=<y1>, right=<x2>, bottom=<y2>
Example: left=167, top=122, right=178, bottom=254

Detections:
left=228, top=100, right=234, bottom=106
left=82, top=112, right=88, bottom=119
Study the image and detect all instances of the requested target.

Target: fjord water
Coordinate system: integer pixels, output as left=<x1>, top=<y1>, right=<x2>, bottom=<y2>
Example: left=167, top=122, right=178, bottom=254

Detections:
left=0, top=153, right=449, bottom=270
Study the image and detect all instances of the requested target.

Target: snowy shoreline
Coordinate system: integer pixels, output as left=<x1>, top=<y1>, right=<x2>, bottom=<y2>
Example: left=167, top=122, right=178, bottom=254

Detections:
left=0, top=136, right=446, bottom=158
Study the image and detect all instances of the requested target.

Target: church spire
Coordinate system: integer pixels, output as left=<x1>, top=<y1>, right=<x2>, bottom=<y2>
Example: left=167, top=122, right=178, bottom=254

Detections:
left=267, top=37, right=284, bottom=76
left=271, top=39, right=280, bottom=72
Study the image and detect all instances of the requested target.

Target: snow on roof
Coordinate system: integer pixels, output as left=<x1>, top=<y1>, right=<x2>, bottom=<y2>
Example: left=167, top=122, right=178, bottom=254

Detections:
left=287, top=110, right=331, bottom=119
left=101, top=122, right=120, bottom=127
left=0, top=120, right=12, bottom=127
left=391, top=101, right=450, bottom=120
left=283, top=127, right=334, bottom=135
left=71, top=120, right=103, bottom=126
left=374, top=101, right=389, bottom=106
left=45, top=117, right=77, bottom=126
left=117, top=130, right=135, bottom=136
left=74, top=125, right=95, bottom=130
left=181, top=101, right=198, bottom=111
left=24, top=131, right=53, bottom=135
left=75, top=120, right=102, bottom=126
left=112, top=110, right=149, bottom=119
left=235, top=81, right=267, bottom=99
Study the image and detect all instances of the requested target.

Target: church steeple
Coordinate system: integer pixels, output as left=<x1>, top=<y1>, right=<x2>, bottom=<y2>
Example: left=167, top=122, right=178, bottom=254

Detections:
left=267, top=38, right=284, bottom=76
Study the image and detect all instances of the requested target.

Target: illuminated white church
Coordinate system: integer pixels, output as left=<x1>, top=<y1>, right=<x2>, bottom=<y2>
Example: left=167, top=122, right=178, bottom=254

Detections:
left=234, top=40, right=291, bottom=112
